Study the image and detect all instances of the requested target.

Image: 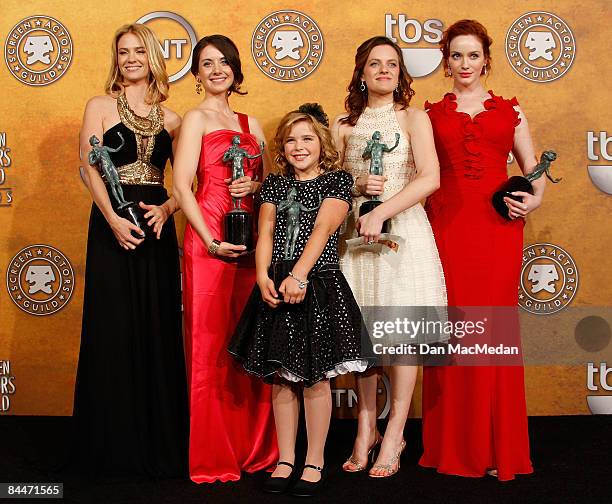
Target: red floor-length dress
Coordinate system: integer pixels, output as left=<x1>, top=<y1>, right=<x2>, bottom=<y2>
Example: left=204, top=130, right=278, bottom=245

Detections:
left=183, top=113, right=278, bottom=483
left=420, top=92, right=533, bottom=481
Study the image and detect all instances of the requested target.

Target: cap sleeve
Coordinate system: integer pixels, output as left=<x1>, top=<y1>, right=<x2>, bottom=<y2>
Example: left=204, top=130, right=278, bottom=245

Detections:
left=323, top=170, right=353, bottom=206
left=259, top=173, right=280, bottom=205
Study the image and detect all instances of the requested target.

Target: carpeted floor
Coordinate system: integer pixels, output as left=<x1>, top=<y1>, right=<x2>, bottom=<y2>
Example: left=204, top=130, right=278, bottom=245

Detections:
left=1, top=415, right=610, bottom=503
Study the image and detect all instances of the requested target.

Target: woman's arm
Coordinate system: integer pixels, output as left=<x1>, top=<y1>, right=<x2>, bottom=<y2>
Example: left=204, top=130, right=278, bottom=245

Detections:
left=79, top=96, right=144, bottom=250
left=280, top=197, right=349, bottom=304
left=256, top=202, right=280, bottom=307
left=172, top=109, right=245, bottom=258
left=357, top=108, right=440, bottom=243
left=139, top=110, right=182, bottom=238
left=505, top=106, right=545, bottom=219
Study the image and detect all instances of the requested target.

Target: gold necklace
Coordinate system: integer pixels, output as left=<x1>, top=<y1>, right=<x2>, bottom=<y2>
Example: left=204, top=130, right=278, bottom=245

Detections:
left=117, top=93, right=164, bottom=137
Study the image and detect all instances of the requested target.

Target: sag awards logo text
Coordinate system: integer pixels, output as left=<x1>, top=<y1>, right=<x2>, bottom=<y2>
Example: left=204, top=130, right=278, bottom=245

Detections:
left=385, top=14, right=444, bottom=78
left=6, top=245, right=75, bottom=316
left=0, top=132, right=12, bottom=207
left=4, top=15, right=73, bottom=86
left=252, top=10, right=323, bottom=82
left=136, top=12, right=197, bottom=83
left=0, top=361, right=16, bottom=413
left=505, top=11, right=575, bottom=83
left=519, top=243, right=578, bottom=315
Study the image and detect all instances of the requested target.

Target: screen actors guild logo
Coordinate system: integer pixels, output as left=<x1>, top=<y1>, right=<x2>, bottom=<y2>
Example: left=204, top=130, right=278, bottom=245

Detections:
left=0, top=132, right=12, bottom=207
left=4, top=15, right=73, bottom=86
left=385, top=14, right=444, bottom=78
left=519, top=243, right=578, bottom=315
left=505, top=11, right=575, bottom=83
left=135, top=12, right=197, bottom=83
left=252, top=10, right=323, bottom=82
left=587, top=131, right=612, bottom=195
left=6, top=245, right=75, bottom=316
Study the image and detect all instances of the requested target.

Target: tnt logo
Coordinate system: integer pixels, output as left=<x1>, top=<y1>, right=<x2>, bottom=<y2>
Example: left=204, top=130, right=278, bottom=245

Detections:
left=587, top=131, right=612, bottom=195
left=136, top=12, right=197, bottom=83
left=23, top=35, right=53, bottom=64
left=587, top=363, right=612, bottom=414
left=272, top=31, right=303, bottom=60
left=525, top=31, right=556, bottom=61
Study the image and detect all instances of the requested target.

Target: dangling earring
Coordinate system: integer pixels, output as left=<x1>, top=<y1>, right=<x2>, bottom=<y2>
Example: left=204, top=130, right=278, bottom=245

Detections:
left=360, top=81, right=366, bottom=92
left=394, top=83, right=399, bottom=94
left=195, top=79, right=202, bottom=95
left=483, top=66, right=488, bottom=76
left=445, top=67, right=452, bottom=77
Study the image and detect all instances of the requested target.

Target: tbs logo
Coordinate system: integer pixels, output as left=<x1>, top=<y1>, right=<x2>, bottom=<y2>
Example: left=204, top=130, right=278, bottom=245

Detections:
left=587, top=362, right=612, bottom=414
left=587, top=131, right=612, bottom=195
left=385, top=14, right=444, bottom=78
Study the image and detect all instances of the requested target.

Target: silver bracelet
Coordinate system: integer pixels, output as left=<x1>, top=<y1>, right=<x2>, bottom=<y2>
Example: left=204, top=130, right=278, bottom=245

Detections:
left=288, top=271, right=309, bottom=290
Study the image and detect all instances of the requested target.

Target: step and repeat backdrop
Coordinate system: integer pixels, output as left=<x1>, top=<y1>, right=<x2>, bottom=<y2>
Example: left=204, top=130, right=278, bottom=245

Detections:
left=1, top=0, right=610, bottom=416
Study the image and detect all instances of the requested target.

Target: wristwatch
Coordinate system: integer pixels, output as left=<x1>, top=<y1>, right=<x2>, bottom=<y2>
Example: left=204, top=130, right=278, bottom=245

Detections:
left=208, top=239, right=221, bottom=255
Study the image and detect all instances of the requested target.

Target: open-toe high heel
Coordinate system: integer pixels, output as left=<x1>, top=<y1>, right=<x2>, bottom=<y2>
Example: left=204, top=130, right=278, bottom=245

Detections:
left=369, top=439, right=406, bottom=478
left=343, top=433, right=383, bottom=472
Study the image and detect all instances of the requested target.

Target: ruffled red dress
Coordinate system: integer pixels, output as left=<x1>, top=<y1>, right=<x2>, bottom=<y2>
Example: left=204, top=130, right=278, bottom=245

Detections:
left=183, top=113, right=278, bottom=483
left=420, top=92, right=533, bottom=481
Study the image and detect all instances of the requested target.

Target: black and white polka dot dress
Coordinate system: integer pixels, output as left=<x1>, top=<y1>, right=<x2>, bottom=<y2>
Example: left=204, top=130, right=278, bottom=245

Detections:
left=228, top=170, right=373, bottom=386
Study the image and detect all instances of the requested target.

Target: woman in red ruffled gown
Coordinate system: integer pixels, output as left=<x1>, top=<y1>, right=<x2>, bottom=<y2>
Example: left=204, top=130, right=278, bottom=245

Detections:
left=420, top=20, right=546, bottom=481
left=173, top=35, right=277, bottom=483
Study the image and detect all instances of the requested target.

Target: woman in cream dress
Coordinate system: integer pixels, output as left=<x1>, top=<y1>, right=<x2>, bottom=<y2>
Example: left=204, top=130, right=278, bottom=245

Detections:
left=332, top=36, right=446, bottom=477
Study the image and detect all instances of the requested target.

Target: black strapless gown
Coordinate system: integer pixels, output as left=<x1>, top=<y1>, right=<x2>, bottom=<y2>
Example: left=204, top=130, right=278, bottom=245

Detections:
left=72, top=122, right=188, bottom=478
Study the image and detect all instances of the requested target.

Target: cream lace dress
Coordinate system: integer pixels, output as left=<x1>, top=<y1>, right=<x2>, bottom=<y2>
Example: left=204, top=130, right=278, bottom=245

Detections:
left=339, top=103, right=446, bottom=345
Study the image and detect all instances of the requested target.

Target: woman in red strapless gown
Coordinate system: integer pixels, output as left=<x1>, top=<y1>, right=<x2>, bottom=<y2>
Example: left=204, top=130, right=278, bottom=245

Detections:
left=420, top=21, right=545, bottom=481
left=173, top=35, right=277, bottom=483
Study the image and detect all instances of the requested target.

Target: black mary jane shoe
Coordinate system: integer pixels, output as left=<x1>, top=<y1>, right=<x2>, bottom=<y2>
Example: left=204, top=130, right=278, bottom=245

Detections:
left=291, top=464, right=324, bottom=498
left=263, top=461, right=295, bottom=494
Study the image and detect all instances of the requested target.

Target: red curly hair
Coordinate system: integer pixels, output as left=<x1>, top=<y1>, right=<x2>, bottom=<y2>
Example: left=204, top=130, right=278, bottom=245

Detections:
left=440, top=20, right=493, bottom=76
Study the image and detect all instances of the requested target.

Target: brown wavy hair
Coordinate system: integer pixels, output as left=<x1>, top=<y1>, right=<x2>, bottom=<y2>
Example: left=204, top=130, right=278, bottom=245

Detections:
left=190, top=35, right=247, bottom=96
left=105, top=24, right=169, bottom=104
left=341, top=36, right=414, bottom=126
left=440, top=20, right=493, bottom=76
left=273, top=112, right=340, bottom=177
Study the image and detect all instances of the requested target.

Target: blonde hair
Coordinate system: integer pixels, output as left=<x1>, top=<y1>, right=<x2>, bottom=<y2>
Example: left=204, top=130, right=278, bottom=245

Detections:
left=105, top=24, right=169, bottom=104
left=273, top=112, right=340, bottom=177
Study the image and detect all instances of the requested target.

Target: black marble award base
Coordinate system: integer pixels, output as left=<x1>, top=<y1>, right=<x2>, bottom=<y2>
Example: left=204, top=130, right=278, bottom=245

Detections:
left=359, top=199, right=390, bottom=234
left=272, top=259, right=297, bottom=293
left=118, top=202, right=152, bottom=239
left=224, top=208, right=253, bottom=250
left=491, top=176, right=534, bottom=220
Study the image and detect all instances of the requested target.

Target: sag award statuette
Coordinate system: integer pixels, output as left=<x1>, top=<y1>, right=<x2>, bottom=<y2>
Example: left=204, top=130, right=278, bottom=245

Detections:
left=492, top=150, right=561, bottom=220
left=222, top=135, right=264, bottom=250
left=89, top=133, right=152, bottom=238
left=273, top=187, right=321, bottom=292
left=359, top=131, right=400, bottom=234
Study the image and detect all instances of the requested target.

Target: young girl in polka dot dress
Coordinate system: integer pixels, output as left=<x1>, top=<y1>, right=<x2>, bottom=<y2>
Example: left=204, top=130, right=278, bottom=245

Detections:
left=229, top=104, right=372, bottom=496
